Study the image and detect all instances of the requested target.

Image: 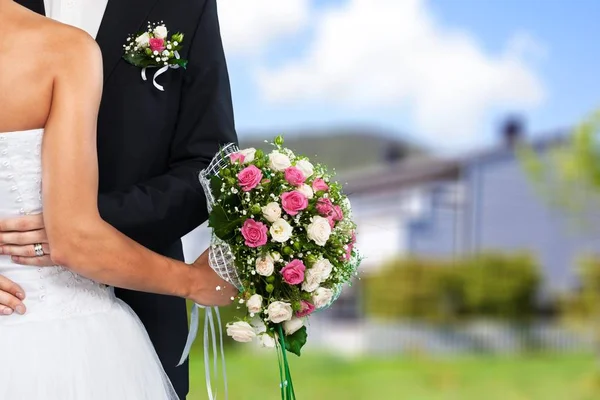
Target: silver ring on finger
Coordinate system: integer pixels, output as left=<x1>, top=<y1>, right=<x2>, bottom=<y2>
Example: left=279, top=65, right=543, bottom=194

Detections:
left=33, top=243, right=44, bottom=257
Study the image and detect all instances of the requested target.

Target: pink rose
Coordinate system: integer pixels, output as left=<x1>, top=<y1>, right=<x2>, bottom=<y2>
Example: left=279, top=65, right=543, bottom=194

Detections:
left=284, top=167, right=306, bottom=186
left=332, top=205, right=344, bottom=221
left=316, top=198, right=334, bottom=216
left=326, top=215, right=336, bottom=229
left=296, top=300, right=315, bottom=318
left=237, top=165, right=263, bottom=192
left=281, top=259, right=306, bottom=285
left=281, top=191, right=308, bottom=216
left=312, top=178, right=329, bottom=192
left=241, top=219, right=268, bottom=248
left=230, top=152, right=245, bottom=164
left=149, top=38, right=166, bottom=52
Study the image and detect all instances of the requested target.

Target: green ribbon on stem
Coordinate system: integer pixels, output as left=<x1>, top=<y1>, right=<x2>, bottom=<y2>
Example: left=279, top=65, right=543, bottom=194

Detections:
left=276, top=324, right=297, bottom=400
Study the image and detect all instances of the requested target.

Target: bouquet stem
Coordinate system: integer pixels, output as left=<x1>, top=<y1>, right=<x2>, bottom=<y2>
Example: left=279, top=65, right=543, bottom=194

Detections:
left=276, top=325, right=297, bottom=400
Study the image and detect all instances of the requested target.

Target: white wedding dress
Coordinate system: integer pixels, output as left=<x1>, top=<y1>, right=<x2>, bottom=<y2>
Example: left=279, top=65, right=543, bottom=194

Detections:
left=0, top=129, right=179, bottom=399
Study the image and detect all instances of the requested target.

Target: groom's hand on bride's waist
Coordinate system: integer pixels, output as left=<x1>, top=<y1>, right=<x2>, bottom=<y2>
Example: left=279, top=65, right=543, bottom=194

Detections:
left=0, top=214, right=53, bottom=267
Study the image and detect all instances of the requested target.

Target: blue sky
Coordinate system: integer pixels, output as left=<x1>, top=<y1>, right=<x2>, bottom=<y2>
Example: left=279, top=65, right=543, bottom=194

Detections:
left=218, top=0, right=600, bottom=153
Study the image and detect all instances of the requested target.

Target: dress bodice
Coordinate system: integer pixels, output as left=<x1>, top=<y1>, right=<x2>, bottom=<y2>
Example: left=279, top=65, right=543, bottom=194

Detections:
left=0, top=129, right=113, bottom=325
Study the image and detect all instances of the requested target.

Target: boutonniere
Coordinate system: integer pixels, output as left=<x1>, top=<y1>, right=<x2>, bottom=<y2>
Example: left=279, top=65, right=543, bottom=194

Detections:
left=122, top=22, right=188, bottom=91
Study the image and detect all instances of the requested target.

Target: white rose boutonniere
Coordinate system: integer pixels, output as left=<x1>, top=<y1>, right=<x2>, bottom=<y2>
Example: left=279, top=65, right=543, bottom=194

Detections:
left=123, top=22, right=187, bottom=91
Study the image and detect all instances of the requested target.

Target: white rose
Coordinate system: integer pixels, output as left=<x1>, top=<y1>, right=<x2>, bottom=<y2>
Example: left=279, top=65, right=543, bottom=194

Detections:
left=255, top=255, right=275, bottom=277
left=250, top=316, right=267, bottom=334
left=270, top=218, right=293, bottom=243
left=297, top=184, right=314, bottom=199
left=162, top=50, right=170, bottom=57
left=271, top=252, right=281, bottom=262
left=268, top=151, right=291, bottom=171
left=307, top=216, right=332, bottom=246
left=262, top=202, right=282, bottom=223
left=153, top=25, right=168, bottom=39
left=226, top=321, right=256, bottom=343
left=301, top=269, right=321, bottom=293
left=135, top=32, right=150, bottom=48
left=239, top=148, right=256, bottom=163
left=246, top=294, right=263, bottom=314
left=283, top=317, right=304, bottom=336
left=312, top=287, right=335, bottom=309
left=267, top=301, right=293, bottom=323
left=295, top=159, right=314, bottom=178
left=258, top=333, right=276, bottom=348
left=312, top=258, right=333, bottom=281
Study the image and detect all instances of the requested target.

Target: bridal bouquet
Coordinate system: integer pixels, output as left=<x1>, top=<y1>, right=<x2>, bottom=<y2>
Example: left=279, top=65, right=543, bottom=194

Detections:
left=197, top=136, right=360, bottom=399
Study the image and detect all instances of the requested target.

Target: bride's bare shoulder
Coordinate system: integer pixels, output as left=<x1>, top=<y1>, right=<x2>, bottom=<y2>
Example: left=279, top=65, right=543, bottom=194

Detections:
left=1, top=3, right=100, bottom=68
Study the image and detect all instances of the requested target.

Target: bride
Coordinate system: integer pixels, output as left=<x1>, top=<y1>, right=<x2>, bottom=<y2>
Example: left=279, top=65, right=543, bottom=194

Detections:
left=0, top=1, right=236, bottom=399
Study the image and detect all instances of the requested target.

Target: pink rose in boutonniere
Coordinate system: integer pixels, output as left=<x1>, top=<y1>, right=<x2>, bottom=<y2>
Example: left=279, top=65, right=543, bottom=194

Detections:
left=122, top=21, right=188, bottom=91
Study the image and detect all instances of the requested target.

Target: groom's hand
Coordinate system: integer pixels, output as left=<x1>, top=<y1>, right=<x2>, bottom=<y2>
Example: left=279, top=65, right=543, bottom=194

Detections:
left=0, top=214, right=53, bottom=266
left=188, top=249, right=238, bottom=307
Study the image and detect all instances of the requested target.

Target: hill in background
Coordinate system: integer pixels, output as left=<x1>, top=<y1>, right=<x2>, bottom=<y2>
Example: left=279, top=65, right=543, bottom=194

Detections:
left=239, top=127, right=424, bottom=173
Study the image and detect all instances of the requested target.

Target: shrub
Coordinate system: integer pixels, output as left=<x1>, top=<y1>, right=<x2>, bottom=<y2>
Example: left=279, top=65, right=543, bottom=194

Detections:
left=363, top=252, right=541, bottom=322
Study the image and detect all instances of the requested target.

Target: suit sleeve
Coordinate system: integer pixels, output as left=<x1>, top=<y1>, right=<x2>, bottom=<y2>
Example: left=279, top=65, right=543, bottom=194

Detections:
left=97, top=0, right=237, bottom=249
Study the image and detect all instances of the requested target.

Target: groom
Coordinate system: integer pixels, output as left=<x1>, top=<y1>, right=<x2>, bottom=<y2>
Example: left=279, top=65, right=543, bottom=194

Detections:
left=0, top=0, right=236, bottom=398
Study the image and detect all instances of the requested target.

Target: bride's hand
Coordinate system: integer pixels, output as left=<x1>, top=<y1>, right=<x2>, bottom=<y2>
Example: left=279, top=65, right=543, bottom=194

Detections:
left=0, top=214, right=54, bottom=266
left=188, top=249, right=238, bottom=307
left=0, top=274, right=26, bottom=315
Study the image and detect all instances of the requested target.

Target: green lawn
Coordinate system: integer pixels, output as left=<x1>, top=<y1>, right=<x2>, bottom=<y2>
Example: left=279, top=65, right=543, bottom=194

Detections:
left=188, top=350, right=599, bottom=400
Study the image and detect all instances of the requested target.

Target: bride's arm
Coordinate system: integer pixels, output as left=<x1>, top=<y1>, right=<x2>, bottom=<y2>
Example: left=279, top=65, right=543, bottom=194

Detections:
left=42, top=31, right=232, bottom=304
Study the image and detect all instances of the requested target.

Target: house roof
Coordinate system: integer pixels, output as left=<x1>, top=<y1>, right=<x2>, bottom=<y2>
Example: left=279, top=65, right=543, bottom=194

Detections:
left=339, top=156, right=461, bottom=194
left=338, top=131, right=568, bottom=195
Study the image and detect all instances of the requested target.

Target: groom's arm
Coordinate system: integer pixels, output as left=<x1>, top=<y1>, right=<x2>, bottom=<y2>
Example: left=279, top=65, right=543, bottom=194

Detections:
left=99, top=0, right=236, bottom=249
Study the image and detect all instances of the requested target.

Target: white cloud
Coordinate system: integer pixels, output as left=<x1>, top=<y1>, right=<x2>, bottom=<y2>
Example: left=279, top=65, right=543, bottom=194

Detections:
left=255, top=0, right=546, bottom=144
left=217, top=0, right=310, bottom=56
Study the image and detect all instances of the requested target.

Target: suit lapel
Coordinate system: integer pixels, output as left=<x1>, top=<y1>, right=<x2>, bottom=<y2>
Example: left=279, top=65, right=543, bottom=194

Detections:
left=14, top=0, right=45, bottom=15
left=96, top=0, right=160, bottom=82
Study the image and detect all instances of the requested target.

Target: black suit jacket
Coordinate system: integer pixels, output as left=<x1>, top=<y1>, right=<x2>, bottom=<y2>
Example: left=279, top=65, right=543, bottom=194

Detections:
left=16, top=1, right=237, bottom=398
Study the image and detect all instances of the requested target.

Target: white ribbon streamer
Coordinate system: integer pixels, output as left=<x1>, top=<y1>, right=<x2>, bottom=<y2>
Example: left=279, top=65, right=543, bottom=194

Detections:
left=141, top=51, right=182, bottom=91
left=178, top=304, right=227, bottom=400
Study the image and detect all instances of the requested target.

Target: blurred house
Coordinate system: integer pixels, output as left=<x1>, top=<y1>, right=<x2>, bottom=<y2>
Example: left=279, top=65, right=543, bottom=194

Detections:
left=343, top=119, right=599, bottom=306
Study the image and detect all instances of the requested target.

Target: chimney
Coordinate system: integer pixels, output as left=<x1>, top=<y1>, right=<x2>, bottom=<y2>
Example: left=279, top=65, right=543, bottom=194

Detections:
left=501, top=116, right=525, bottom=148
left=383, top=142, right=406, bottom=164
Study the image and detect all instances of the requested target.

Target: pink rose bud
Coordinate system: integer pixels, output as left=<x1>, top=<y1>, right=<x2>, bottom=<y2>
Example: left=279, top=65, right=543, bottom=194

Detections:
left=281, top=259, right=306, bottom=285
left=281, top=191, right=308, bottom=216
left=332, top=205, right=344, bottom=221
left=237, top=165, right=263, bottom=192
left=316, top=198, right=334, bottom=216
left=240, top=219, right=268, bottom=248
left=284, top=166, right=306, bottom=186
left=230, top=152, right=245, bottom=164
left=342, top=243, right=354, bottom=261
left=149, top=38, right=166, bottom=52
left=296, top=300, right=315, bottom=318
left=312, top=178, right=329, bottom=192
